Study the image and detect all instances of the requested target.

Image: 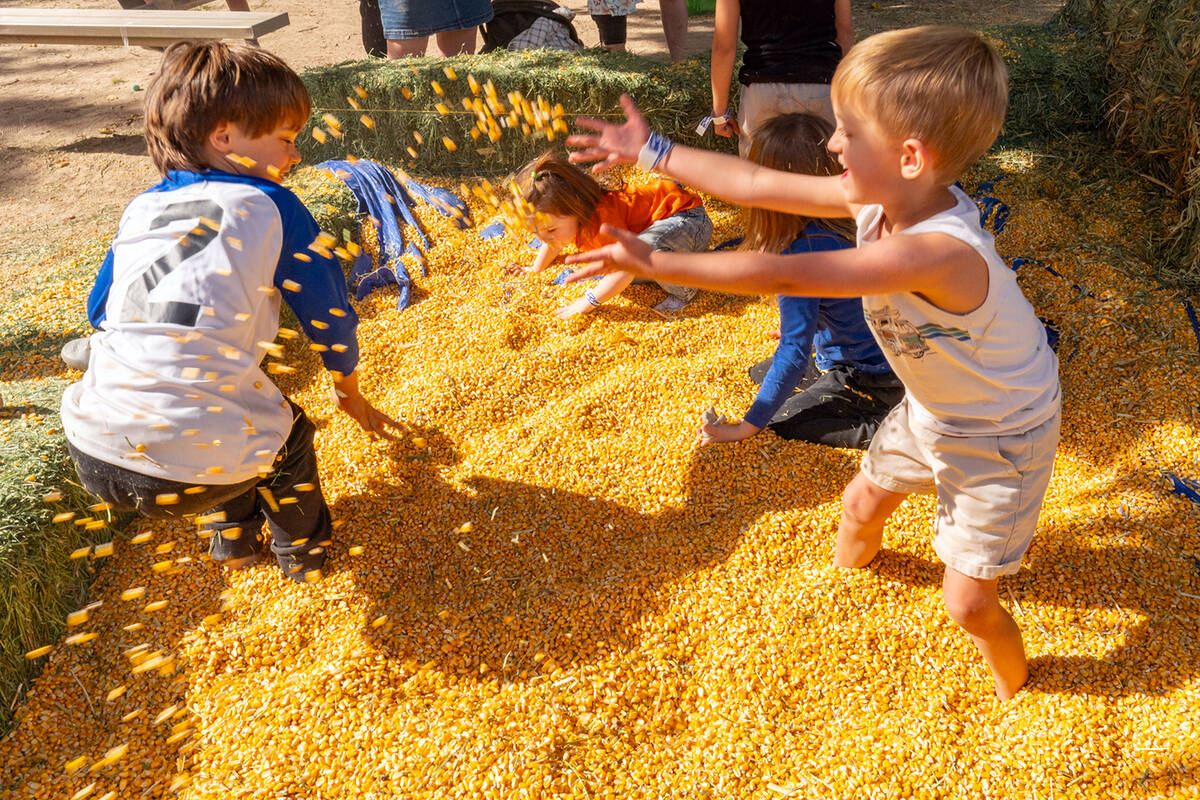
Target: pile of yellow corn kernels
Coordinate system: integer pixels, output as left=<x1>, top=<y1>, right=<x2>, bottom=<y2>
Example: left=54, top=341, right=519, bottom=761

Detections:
left=1, top=156, right=1199, bottom=799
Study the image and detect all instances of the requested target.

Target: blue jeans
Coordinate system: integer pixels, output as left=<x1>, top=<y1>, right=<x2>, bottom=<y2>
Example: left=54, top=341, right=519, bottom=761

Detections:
left=636, top=205, right=713, bottom=301
left=378, top=0, right=493, bottom=39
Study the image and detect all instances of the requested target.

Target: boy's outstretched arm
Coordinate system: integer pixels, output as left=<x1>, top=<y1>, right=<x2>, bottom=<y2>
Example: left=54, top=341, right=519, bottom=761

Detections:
left=568, top=94, right=851, bottom=220
left=566, top=224, right=987, bottom=306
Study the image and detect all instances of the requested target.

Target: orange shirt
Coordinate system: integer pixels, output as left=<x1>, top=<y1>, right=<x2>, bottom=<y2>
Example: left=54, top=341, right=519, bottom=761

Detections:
left=574, top=181, right=702, bottom=253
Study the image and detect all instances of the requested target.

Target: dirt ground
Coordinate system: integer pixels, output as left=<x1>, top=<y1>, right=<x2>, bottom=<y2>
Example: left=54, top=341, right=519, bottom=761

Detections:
left=0, top=0, right=1063, bottom=285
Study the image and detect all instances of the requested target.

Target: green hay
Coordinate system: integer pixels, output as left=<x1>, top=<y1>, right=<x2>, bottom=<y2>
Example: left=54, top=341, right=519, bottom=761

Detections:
left=300, top=26, right=1105, bottom=175
left=300, top=49, right=737, bottom=177
left=1063, top=0, right=1200, bottom=295
left=990, top=22, right=1106, bottom=144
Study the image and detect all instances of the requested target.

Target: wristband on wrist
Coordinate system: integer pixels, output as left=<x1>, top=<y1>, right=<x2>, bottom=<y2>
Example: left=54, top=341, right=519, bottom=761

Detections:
left=695, top=110, right=733, bottom=136
left=584, top=290, right=602, bottom=308
left=635, top=130, right=675, bottom=172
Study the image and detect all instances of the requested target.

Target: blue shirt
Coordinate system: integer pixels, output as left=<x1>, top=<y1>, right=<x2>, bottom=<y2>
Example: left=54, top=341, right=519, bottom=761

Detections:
left=743, top=223, right=893, bottom=429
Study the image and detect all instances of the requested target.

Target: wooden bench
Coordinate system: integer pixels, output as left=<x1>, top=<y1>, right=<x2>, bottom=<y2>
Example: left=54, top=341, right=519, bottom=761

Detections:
left=0, top=8, right=289, bottom=47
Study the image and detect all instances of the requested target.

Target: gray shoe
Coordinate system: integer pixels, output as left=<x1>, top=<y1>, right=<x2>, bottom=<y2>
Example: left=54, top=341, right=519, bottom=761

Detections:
left=61, top=337, right=92, bottom=370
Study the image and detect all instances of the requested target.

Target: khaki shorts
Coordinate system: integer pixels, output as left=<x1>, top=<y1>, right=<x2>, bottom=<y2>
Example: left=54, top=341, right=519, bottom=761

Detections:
left=861, top=397, right=1061, bottom=580
left=737, top=82, right=835, bottom=157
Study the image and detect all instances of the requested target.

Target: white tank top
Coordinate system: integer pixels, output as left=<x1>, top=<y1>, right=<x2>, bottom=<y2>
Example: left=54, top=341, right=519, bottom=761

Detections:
left=858, top=186, right=1059, bottom=435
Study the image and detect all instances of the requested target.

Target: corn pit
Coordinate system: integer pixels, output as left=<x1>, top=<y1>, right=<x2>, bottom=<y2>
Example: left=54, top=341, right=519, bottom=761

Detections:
left=1, top=148, right=1199, bottom=798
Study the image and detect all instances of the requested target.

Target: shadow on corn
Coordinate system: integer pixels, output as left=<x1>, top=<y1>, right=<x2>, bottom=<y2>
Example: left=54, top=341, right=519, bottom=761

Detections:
left=333, top=424, right=854, bottom=684
left=869, top=468, right=1200, bottom=699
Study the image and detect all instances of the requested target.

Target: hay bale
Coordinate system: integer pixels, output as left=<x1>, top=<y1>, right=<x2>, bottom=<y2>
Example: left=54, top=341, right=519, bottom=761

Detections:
left=1066, top=0, right=1200, bottom=293
left=300, top=49, right=736, bottom=177
left=991, top=22, right=1106, bottom=143
left=0, top=379, right=114, bottom=731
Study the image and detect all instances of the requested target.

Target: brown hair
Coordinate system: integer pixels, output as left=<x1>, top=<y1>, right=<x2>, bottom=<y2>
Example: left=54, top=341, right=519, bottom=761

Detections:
left=831, top=26, right=1008, bottom=182
left=512, top=152, right=608, bottom=225
left=144, top=41, right=311, bottom=175
left=743, top=113, right=856, bottom=254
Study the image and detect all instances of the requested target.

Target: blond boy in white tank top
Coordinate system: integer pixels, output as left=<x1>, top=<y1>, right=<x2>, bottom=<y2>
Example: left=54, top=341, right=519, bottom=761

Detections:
left=563, top=26, right=1059, bottom=700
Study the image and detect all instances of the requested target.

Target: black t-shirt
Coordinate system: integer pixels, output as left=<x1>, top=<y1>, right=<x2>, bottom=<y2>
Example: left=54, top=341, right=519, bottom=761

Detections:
left=738, top=0, right=841, bottom=86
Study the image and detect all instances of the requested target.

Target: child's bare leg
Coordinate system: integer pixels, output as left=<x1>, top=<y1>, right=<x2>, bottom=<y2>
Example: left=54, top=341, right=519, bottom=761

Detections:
left=835, top=471, right=907, bottom=568
left=942, top=567, right=1028, bottom=700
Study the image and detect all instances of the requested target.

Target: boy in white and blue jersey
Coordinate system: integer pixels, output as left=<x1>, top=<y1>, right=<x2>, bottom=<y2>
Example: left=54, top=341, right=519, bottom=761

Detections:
left=61, top=42, right=400, bottom=582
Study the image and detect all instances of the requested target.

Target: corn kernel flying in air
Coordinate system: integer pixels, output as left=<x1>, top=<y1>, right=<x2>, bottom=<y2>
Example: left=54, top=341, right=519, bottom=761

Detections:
left=349, top=545, right=364, bottom=556
left=93, top=541, right=113, bottom=556
left=43, top=489, right=63, bottom=502
left=468, top=74, right=481, bottom=94
left=144, top=600, right=169, bottom=613
left=360, top=114, right=376, bottom=130
left=56, top=512, right=78, bottom=524
left=65, top=632, right=98, bottom=646
left=443, top=137, right=457, bottom=152
left=266, top=165, right=281, bottom=180
left=156, top=493, right=180, bottom=506
left=106, top=685, right=126, bottom=702
left=401, top=87, right=413, bottom=100
left=435, top=102, right=450, bottom=116
left=67, top=609, right=89, bottom=627
left=312, top=128, right=328, bottom=144
left=121, top=587, right=145, bottom=601
left=430, top=80, right=444, bottom=96
left=346, top=95, right=362, bottom=110
left=25, top=645, right=51, bottom=659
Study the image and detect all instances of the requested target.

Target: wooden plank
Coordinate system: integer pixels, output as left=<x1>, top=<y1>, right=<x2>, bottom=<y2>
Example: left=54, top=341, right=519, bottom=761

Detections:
left=0, top=8, right=288, bottom=46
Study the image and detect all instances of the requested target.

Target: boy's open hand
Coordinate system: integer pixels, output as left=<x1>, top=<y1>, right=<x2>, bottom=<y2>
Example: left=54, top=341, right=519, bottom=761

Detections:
left=567, top=94, right=651, bottom=174
left=333, top=372, right=402, bottom=441
left=564, top=225, right=654, bottom=284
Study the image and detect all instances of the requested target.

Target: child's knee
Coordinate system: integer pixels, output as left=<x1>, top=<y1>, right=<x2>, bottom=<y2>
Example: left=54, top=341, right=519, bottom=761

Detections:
left=942, top=579, right=1003, bottom=634
left=840, top=474, right=895, bottom=526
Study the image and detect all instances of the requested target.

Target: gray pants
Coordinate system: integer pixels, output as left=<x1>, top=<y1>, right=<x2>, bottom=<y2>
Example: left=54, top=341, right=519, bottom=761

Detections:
left=635, top=205, right=713, bottom=301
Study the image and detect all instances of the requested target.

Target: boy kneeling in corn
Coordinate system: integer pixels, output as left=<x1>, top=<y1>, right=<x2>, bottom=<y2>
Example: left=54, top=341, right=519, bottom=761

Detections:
left=60, top=42, right=400, bottom=582
left=566, top=26, right=1060, bottom=699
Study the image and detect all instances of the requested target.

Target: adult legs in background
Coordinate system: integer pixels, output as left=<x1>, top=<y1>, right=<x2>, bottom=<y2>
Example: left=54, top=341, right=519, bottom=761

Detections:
left=591, top=13, right=627, bottom=52
left=387, top=27, right=478, bottom=58
left=380, top=0, right=492, bottom=58
left=359, top=0, right=387, bottom=57
left=659, top=0, right=688, bottom=61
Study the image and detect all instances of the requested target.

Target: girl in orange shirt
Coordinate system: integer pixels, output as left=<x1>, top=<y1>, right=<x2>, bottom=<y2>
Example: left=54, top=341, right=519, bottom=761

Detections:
left=513, top=153, right=712, bottom=319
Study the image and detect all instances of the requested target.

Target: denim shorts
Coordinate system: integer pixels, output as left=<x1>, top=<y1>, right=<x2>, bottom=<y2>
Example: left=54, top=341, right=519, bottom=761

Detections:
left=636, top=205, right=713, bottom=300
left=379, top=0, right=493, bottom=39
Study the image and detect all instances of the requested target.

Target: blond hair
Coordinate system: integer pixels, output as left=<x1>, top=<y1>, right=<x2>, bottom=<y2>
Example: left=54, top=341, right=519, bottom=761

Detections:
left=144, top=42, right=310, bottom=175
left=832, top=26, right=1007, bottom=181
left=743, top=113, right=855, bottom=254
